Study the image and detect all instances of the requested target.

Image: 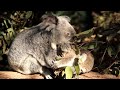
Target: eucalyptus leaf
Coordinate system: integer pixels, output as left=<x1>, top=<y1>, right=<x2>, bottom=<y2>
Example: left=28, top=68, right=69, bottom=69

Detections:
left=6, top=33, right=10, bottom=45
left=0, top=40, right=2, bottom=47
left=65, top=66, right=73, bottom=79
left=119, top=70, right=120, bottom=76
left=2, top=33, right=7, bottom=41
left=7, top=28, right=14, bottom=33
left=75, top=28, right=94, bottom=37
left=81, top=46, right=88, bottom=50
left=25, top=11, right=33, bottom=19
left=9, top=31, right=14, bottom=40
left=88, top=44, right=95, bottom=49
left=20, top=13, right=24, bottom=19
left=106, top=34, right=116, bottom=42
left=107, top=46, right=112, bottom=57
left=113, top=67, right=119, bottom=76
left=7, top=28, right=15, bottom=37
left=74, top=65, right=80, bottom=75
left=107, top=46, right=116, bottom=57
left=3, top=20, right=8, bottom=28
left=79, top=53, right=87, bottom=63
left=62, top=71, right=65, bottom=77
left=3, top=40, right=6, bottom=54
left=0, top=50, right=2, bottom=55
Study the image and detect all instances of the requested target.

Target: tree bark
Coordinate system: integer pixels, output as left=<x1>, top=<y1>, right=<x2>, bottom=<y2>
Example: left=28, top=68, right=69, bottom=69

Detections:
left=0, top=71, right=44, bottom=79
left=0, top=71, right=119, bottom=79
left=73, top=71, right=120, bottom=79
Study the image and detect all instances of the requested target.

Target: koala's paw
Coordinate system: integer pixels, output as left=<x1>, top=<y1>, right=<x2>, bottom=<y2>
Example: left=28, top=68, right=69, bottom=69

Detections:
left=49, top=59, right=56, bottom=68
left=60, top=43, right=71, bottom=52
left=52, top=60, right=60, bottom=69
left=57, top=43, right=71, bottom=56
left=45, top=75, right=53, bottom=79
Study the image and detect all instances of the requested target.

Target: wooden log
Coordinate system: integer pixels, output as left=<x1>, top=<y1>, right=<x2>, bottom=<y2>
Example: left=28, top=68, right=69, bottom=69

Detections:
left=0, top=71, right=119, bottom=79
left=73, top=71, right=120, bottom=79
left=0, top=71, right=44, bottom=79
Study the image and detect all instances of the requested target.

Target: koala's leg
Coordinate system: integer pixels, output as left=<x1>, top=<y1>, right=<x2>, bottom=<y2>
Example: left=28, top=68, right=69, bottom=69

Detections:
left=15, top=55, right=53, bottom=79
left=27, top=55, right=54, bottom=79
left=13, top=55, right=34, bottom=75
left=39, top=67, right=54, bottom=79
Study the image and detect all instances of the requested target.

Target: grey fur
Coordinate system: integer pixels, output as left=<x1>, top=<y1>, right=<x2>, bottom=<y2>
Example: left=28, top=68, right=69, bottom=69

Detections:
left=8, top=14, right=76, bottom=79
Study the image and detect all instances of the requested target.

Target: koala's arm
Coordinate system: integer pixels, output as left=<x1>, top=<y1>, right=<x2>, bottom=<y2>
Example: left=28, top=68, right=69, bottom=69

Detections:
left=59, top=43, right=71, bottom=52
left=51, top=42, right=71, bottom=56
left=54, top=57, right=75, bottom=69
left=53, top=49, right=77, bottom=69
left=56, top=43, right=72, bottom=57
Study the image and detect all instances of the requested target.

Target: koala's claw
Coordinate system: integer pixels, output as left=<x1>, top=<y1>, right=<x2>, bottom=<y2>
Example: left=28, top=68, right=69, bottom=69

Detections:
left=45, top=75, right=53, bottom=79
left=49, top=59, right=58, bottom=69
left=49, top=60, right=55, bottom=68
left=52, top=60, right=55, bottom=64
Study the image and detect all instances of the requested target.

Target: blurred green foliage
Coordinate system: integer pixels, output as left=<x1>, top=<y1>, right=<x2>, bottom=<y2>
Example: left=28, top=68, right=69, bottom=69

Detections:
left=0, top=11, right=45, bottom=70
left=74, top=11, right=120, bottom=76
left=53, top=11, right=93, bottom=33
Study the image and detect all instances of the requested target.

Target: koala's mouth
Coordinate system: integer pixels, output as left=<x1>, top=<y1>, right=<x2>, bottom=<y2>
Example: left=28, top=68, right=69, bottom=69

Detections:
left=70, top=35, right=77, bottom=43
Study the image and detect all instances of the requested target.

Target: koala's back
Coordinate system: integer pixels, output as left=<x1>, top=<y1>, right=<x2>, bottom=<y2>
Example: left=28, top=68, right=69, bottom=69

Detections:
left=8, top=24, right=55, bottom=74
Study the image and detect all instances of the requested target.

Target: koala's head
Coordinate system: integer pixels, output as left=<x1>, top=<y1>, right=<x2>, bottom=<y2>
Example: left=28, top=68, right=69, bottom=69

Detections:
left=56, top=16, right=76, bottom=43
left=40, top=13, right=76, bottom=44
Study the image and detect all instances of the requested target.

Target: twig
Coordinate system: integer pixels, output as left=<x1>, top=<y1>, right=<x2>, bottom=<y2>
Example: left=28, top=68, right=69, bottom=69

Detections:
left=100, top=48, right=107, bottom=65
left=105, top=61, right=116, bottom=70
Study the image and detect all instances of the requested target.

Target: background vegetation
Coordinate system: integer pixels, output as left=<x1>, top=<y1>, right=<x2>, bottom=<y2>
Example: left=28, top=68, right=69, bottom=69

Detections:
left=0, top=11, right=120, bottom=76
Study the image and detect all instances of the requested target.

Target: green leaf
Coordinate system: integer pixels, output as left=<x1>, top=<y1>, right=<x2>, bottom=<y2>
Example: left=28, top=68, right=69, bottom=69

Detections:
left=4, top=28, right=15, bottom=45
left=118, top=70, right=120, bottom=76
left=75, top=28, right=94, bottom=37
left=0, top=50, right=2, bottom=55
left=88, top=44, right=95, bottom=49
left=7, top=28, right=15, bottom=33
left=1, top=32, right=7, bottom=41
left=65, top=66, right=73, bottom=79
left=81, top=46, right=88, bottom=50
left=7, top=28, right=15, bottom=38
left=25, top=11, right=33, bottom=19
left=79, top=53, right=87, bottom=63
left=62, top=71, right=65, bottom=77
left=107, top=46, right=116, bottom=57
left=3, top=20, right=8, bottom=28
left=74, top=65, right=80, bottom=75
left=0, top=40, right=2, bottom=47
left=20, top=13, right=24, bottom=19
left=6, top=33, right=10, bottom=45
left=107, top=46, right=112, bottom=57
left=2, top=40, right=6, bottom=54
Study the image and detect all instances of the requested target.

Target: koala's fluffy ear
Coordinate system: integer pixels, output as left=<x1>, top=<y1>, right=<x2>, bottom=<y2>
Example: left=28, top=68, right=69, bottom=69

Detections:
left=41, top=13, right=58, bottom=25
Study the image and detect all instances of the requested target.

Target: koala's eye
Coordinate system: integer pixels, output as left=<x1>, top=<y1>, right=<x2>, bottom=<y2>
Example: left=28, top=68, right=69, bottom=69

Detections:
left=66, top=32, right=71, bottom=37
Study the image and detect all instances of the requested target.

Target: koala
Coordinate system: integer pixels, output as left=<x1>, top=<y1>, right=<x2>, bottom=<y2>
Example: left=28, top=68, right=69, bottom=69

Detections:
left=8, top=14, right=76, bottom=79
left=60, top=49, right=94, bottom=74
left=53, top=49, right=76, bottom=68
left=78, top=50, right=94, bottom=73
left=53, top=48, right=94, bottom=78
